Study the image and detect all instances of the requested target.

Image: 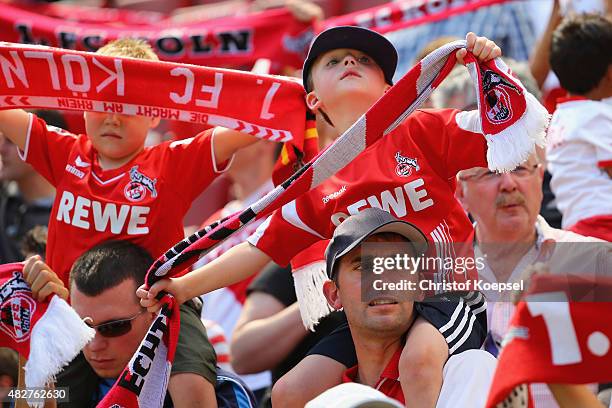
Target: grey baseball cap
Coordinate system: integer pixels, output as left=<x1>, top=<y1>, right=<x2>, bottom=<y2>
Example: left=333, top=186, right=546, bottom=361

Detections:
left=325, top=208, right=428, bottom=280
left=302, top=26, right=398, bottom=92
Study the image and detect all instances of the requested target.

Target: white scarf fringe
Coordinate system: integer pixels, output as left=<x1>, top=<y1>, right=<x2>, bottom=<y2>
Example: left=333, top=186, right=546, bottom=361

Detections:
left=293, top=261, right=334, bottom=331
left=24, top=295, right=95, bottom=407
left=486, top=91, right=550, bottom=172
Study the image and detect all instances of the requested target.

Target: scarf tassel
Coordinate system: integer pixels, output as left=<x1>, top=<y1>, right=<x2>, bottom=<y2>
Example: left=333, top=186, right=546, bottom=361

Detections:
left=465, top=58, right=550, bottom=172
left=485, top=91, right=549, bottom=172
left=293, top=261, right=334, bottom=331
left=25, top=295, right=95, bottom=407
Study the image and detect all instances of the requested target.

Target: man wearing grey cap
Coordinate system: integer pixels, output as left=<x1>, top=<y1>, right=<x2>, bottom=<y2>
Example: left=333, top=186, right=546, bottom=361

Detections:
left=318, top=208, right=495, bottom=407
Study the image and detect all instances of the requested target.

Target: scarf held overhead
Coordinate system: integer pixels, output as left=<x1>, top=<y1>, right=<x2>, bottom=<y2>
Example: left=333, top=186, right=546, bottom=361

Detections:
left=487, top=274, right=612, bottom=408
left=0, top=42, right=309, bottom=144
left=143, top=41, right=549, bottom=329
left=0, top=263, right=94, bottom=406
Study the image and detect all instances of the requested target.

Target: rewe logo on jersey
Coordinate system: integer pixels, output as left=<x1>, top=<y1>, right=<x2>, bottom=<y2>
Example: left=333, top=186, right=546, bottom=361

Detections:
left=56, top=191, right=150, bottom=235
left=330, top=178, right=434, bottom=226
left=125, top=166, right=157, bottom=202
left=394, top=152, right=419, bottom=177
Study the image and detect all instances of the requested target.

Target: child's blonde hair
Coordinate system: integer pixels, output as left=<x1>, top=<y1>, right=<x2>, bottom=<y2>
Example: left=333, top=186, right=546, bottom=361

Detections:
left=96, top=38, right=159, bottom=61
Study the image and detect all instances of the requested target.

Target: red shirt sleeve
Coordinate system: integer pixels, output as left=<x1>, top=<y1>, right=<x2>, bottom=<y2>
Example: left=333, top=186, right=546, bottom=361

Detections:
left=411, top=109, right=488, bottom=179
left=161, top=128, right=233, bottom=205
left=248, top=202, right=325, bottom=266
left=19, top=113, right=77, bottom=186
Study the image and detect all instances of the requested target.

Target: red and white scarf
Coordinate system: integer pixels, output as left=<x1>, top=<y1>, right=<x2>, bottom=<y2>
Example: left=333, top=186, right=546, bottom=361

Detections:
left=0, top=41, right=315, bottom=179
left=0, top=42, right=307, bottom=141
left=487, top=274, right=612, bottom=407
left=0, top=263, right=94, bottom=405
left=143, top=41, right=549, bottom=330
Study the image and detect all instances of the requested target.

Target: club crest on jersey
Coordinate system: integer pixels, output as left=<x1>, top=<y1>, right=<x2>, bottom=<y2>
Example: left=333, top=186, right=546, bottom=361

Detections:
left=124, top=166, right=157, bottom=202
left=395, top=152, right=419, bottom=177
left=0, top=272, right=35, bottom=343
left=481, top=70, right=522, bottom=125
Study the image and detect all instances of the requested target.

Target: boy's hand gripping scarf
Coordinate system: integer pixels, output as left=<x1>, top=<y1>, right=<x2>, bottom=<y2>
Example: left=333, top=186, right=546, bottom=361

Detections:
left=0, top=263, right=94, bottom=407
left=143, top=40, right=549, bottom=329
left=487, top=274, right=612, bottom=407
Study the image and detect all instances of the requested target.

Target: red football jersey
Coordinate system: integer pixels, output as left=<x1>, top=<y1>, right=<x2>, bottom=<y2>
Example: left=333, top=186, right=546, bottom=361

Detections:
left=248, top=109, right=487, bottom=267
left=20, top=113, right=231, bottom=284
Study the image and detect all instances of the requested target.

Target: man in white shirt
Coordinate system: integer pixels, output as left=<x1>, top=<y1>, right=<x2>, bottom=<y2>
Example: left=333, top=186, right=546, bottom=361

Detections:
left=456, top=152, right=610, bottom=407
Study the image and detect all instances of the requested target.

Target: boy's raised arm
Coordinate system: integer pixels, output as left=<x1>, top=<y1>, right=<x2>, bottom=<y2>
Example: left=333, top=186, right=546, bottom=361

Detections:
left=138, top=241, right=271, bottom=311
left=0, top=109, right=31, bottom=151
left=212, top=127, right=260, bottom=164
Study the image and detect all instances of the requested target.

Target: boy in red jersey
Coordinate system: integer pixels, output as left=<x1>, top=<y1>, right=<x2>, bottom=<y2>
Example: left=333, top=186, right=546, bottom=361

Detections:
left=140, top=27, right=510, bottom=407
left=0, top=38, right=259, bottom=284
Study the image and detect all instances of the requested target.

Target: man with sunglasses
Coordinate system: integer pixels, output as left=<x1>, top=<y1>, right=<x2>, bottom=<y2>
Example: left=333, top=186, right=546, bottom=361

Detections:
left=455, top=152, right=609, bottom=408
left=23, top=241, right=219, bottom=407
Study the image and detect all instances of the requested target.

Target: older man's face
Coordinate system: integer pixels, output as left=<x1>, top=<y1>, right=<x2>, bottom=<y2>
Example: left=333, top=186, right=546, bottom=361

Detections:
left=459, top=156, right=544, bottom=239
left=71, top=279, right=154, bottom=378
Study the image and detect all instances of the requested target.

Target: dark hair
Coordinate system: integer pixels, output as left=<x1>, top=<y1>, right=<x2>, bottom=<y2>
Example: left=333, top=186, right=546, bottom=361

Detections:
left=69, top=240, right=153, bottom=296
left=20, top=225, right=48, bottom=259
left=0, top=347, right=18, bottom=384
left=550, top=13, right=612, bottom=95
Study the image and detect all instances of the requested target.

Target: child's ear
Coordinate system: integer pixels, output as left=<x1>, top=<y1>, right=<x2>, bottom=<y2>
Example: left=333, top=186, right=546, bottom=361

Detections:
left=323, top=280, right=343, bottom=310
left=306, top=91, right=322, bottom=112
left=150, top=117, right=161, bottom=128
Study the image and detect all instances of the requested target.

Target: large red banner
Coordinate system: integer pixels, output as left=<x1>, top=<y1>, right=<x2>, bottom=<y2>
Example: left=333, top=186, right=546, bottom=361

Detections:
left=0, top=2, right=313, bottom=70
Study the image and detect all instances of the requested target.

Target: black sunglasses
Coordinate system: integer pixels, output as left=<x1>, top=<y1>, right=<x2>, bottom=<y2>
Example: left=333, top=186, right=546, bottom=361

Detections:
left=83, top=310, right=146, bottom=338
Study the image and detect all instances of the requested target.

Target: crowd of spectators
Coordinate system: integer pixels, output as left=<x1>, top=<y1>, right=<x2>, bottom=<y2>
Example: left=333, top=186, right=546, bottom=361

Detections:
left=0, top=0, right=611, bottom=407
